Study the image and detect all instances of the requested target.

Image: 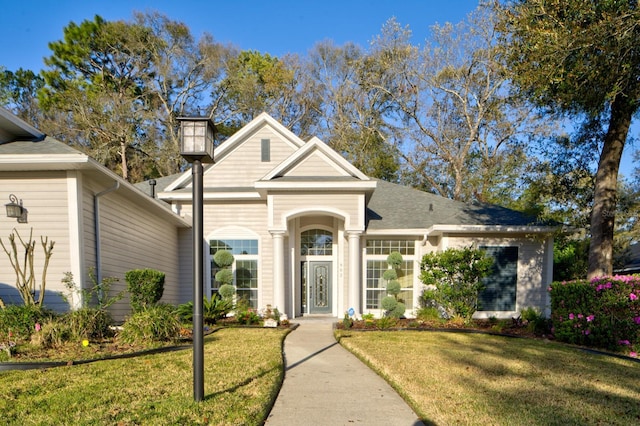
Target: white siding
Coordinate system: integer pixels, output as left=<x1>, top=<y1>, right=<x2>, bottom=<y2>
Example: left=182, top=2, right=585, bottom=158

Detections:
left=82, top=177, right=184, bottom=321
left=203, top=128, right=297, bottom=188
left=0, top=171, right=72, bottom=312
left=203, top=200, right=273, bottom=307
left=286, top=151, right=349, bottom=177
left=271, top=193, right=363, bottom=230
left=444, top=233, right=550, bottom=317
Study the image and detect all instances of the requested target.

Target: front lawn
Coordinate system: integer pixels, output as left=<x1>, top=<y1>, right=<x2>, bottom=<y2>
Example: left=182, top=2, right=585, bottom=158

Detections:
left=0, top=328, right=289, bottom=425
left=336, top=330, right=640, bottom=425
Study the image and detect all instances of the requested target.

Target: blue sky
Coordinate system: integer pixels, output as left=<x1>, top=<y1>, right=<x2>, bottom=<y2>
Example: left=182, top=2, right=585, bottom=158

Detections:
left=1, top=0, right=636, bottom=177
left=1, top=0, right=481, bottom=72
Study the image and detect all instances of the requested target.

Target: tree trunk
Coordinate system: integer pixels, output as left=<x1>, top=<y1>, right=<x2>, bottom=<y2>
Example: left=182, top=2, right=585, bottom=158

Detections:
left=587, top=96, right=633, bottom=278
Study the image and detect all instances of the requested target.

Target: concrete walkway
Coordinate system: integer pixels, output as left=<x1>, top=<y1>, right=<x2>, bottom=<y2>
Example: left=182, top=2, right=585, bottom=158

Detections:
left=265, top=317, right=424, bottom=426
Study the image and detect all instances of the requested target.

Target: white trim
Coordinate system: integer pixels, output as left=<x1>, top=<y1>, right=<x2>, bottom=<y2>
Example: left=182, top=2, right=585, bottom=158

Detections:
left=66, top=171, right=84, bottom=309
left=425, top=224, right=557, bottom=235
left=260, top=137, right=370, bottom=182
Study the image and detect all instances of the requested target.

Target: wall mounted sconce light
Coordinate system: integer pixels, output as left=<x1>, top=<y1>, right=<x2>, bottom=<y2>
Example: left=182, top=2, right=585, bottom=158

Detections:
left=5, top=194, right=28, bottom=223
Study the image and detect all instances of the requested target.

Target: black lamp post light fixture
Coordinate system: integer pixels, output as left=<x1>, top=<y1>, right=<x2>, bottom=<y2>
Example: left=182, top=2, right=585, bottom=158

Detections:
left=5, top=194, right=28, bottom=223
left=178, top=116, right=215, bottom=402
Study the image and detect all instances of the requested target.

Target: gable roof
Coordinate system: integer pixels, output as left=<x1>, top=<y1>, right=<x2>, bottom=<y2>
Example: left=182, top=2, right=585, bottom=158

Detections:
left=260, top=136, right=369, bottom=181
left=366, top=179, right=554, bottom=234
left=165, top=112, right=305, bottom=192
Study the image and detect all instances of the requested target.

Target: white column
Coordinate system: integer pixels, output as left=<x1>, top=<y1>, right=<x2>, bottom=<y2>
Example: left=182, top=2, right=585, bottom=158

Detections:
left=347, top=232, right=362, bottom=315
left=271, top=231, right=286, bottom=314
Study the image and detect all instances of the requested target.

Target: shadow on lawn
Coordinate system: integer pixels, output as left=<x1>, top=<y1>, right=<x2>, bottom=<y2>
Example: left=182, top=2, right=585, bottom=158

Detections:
left=433, top=332, right=640, bottom=424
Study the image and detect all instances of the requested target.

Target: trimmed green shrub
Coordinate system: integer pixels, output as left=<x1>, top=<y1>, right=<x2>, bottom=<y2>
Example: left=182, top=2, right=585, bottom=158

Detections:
left=387, top=251, right=403, bottom=268
left=381, top=295, right=398, bottom=312
left=213, top=250, right=234, bottom=268
left=215, top=270, right=234, bottom=287
left=550, top=276, right=640, bottom=355
left=420, top=246, right=493, bottom=320
left=386, top=280, right=401, bottom=297
left=382, top=269, right=398, bottom=282
left=125, top=269, right=165, bottom=313
left=119, top=304, right=181, bottom=344
left=218, top=283, right=235, bottom=300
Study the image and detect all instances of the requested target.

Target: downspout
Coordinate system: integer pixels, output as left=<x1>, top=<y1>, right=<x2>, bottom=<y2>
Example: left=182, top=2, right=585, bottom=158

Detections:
left=94, top=181, right=120, bottom=288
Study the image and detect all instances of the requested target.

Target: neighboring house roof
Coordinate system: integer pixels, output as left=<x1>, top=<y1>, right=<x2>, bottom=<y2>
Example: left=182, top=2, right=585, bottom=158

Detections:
left=366, top=179, right=553, bottom=234
left=134, top=173, right=183, bottom=198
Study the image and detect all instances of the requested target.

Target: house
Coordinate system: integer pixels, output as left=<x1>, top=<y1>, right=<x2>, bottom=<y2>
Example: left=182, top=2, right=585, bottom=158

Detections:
left=0, top=107, right=191, bottom=320
left=0, top=107, right=556, bottom=320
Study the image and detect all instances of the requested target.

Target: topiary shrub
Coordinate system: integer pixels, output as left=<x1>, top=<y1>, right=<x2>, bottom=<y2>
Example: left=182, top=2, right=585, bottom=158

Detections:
left=125, top=269, right=165, bottom=313
left=119, top=304, right=181, bottom=344
left=387, top=251, right=403, bottom=269
left=386, top=280, right=401, bottom=297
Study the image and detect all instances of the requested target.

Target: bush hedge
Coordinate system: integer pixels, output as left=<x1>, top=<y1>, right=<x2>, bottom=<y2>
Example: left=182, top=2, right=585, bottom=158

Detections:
left=549, top=275, right=640, bottom=356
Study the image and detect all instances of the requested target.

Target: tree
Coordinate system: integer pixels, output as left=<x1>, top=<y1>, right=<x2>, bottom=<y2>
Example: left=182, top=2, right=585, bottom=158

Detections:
left=134, top=11, right=235, bottom=176
left=373, top=11, right=544, bottom=202
left=497, top=0, right=640, bottom=278
left=0, top=68, right=45, bottom=127
left=304, top=40, right=401, bottom=180
left=39, top=16, right=158, bottom=181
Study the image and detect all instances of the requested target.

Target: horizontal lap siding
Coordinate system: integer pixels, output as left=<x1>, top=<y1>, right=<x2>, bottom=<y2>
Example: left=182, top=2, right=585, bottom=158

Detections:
left=203, top=201, right=273, bottom=305
left=445, top=234, right=548, bottom=312
left=271, top=193, right=362, bottom=230
left=0, top=172, right=71, bottom=312
left=205, top=128, right=297, bottom=188
left=287, top=152, right=347, bottom=177
left=83, top=178, right=182, bottom=322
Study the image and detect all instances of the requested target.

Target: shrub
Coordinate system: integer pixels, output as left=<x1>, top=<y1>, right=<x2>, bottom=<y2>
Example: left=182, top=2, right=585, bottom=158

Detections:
left=64, top=308, right=113, bottom=340
left=0, top=304, right=55, bottom=342
left=416, top=306, right=442, bottom=322
left=125, top=269, right=165, bottom=313
left=30, top=318, right=72, bottom=348
left=216, top=270, right=234, bottom=288
left=234, top=299, right=260, bottom=325
left=387, top=251, right=403, bottom=269
left=520, top=307, right=552, bottom=336
left=386, top=280, right=401, bottom=297
left=213, top=250, right=234, bottom=269
left=119, top=304, right=181, bottom=344
left=419, top=246, right=493, bottom=320
left=550, top=275, right=640, bottom=355
left=176, top=294, right=233, bottom=325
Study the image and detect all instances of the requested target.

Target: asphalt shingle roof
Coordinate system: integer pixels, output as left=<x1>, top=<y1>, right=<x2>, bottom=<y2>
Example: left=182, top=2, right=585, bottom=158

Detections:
left=365, top=179, right=542, bottom=230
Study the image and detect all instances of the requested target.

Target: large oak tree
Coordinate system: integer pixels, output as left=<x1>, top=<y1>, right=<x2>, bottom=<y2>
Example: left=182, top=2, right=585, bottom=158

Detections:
left=497, top=0, right=640, bottom=277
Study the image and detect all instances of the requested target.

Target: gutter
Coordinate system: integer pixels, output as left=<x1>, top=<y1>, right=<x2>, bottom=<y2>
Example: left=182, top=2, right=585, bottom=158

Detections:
left=94, top=181, right=120, bottom=287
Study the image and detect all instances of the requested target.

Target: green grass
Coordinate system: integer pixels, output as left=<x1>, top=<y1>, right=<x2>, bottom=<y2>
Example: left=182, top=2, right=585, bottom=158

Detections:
left=0, top=328, right=289, bottom=425
left=336, top=330, right=640, bottom=426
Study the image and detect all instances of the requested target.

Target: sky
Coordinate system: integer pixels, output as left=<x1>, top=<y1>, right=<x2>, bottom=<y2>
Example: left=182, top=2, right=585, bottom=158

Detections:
left=1, top=0, right=481, bottom=72
left=1, top=0, right=636, bottom=177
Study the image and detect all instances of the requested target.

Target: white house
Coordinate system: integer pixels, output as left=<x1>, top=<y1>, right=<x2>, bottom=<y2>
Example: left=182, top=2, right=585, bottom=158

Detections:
left=0, top=107, right=556, bottom=320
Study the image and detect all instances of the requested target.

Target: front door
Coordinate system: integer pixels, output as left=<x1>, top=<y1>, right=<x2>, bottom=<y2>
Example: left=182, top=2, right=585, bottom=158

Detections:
left=306, top=261, right=332, bottom=314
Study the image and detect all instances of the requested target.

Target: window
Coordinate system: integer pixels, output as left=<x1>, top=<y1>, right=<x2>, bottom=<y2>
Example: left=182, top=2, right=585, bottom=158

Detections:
left=210, top=239, right=259, bottom=308
left=261, top=139, right=270, bottom=162
left=479, top=246, right=518, bottom=311
left=365, top=240, right=415, bottom=310
left=300, top=229, right=333, bottom=256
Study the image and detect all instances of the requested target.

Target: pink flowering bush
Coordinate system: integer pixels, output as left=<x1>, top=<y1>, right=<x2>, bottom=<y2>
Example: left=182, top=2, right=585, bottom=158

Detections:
left=549, top=275, right=640, bottom=356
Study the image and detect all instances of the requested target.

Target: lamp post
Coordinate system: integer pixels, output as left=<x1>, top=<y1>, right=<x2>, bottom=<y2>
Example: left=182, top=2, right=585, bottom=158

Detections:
left=178, top=116, right=215, bottom=402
